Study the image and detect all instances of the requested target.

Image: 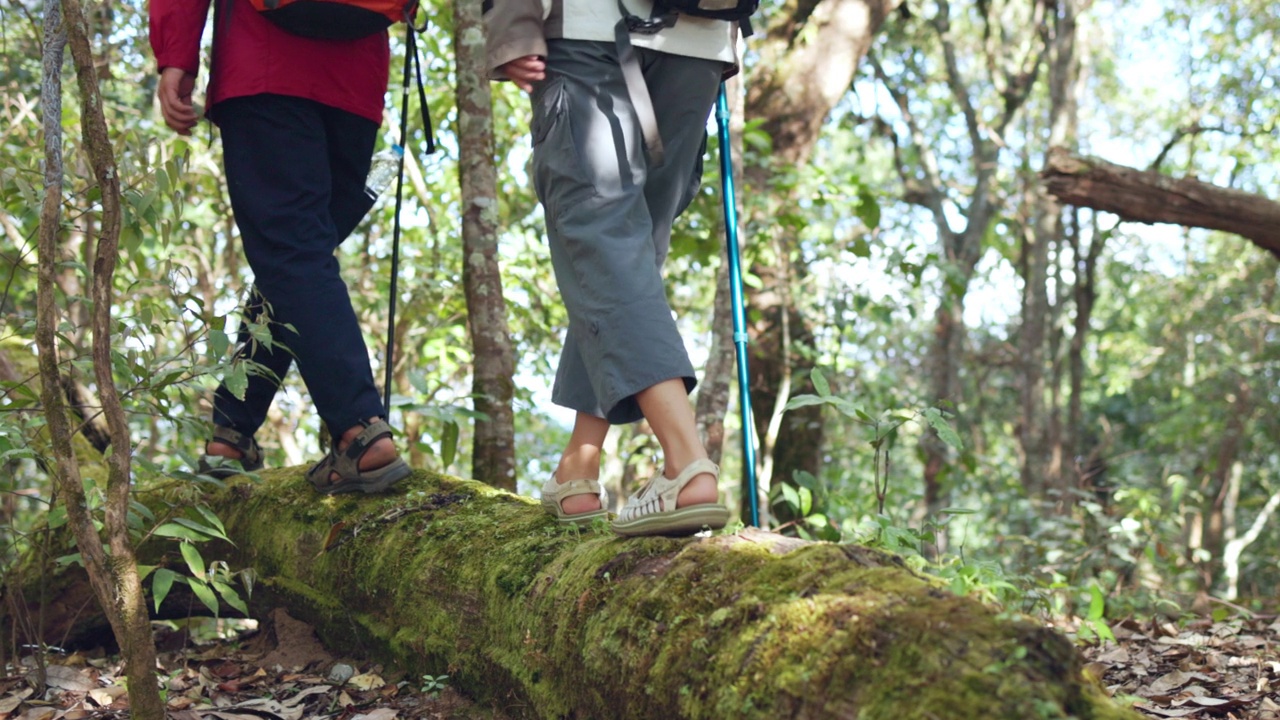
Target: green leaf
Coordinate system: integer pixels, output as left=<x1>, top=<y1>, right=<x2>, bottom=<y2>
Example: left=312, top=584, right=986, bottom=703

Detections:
left=47, top=506, right=68, bottom=530
left=152, top=522, right=213, bottom=542
left=780, top=483, right=800, bottom=511
left=172, top=517, right=230, bottom=543
left=791, top=470, right=819, bottom=490
left=810, top=369, right=830, bottom=397
left=922, top=407, right=963, bottom=450
left=209, top=328, right=230, bottom=359
left=856, top=187, right=881, bottom=229
left=121, top=224, right=143, bottom=254
left=188, top=577, right=221, bottom=616
left=1087, top=584, right=1105, bottom=621
left=152, top=568, right=178, bottom=612
left=129, top=499, right=156, bottom=523
left=180, top=542, right=207, bottom=579
left=224, top=362, right=249, bottom=401
left=1092, top=618, right=1116, bottom=643
left=212, top=581, right=249, bottom=616
left=248, top=320, right=273, bottom=347
left=239, top=568, right=257, bottom=599
left=56, top=552, right=83, bottom=568
left=441, top=420, right=459, bottom=469
left=783, top=395, right=828, bottom=411
left=195, top=506, right=231, bottom=544
left=829, top=397, right=865, bottom=420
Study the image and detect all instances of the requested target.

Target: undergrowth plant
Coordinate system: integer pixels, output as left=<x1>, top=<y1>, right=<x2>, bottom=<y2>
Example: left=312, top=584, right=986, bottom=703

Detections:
left=779, top=369, right=1123, bottom=644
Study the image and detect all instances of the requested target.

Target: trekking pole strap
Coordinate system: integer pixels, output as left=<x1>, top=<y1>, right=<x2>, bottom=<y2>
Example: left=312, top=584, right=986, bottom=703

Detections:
left=410, top=26, right=435, bottom=155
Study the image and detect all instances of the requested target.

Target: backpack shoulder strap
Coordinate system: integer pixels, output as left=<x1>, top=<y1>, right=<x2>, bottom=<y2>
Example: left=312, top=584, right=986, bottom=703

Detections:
left=614, top=0, right=671, bottom=168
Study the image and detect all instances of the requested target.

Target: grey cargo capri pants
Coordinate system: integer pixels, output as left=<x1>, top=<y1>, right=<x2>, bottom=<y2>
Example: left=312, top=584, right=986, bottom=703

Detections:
left=531, top=39, right=725, bottom=424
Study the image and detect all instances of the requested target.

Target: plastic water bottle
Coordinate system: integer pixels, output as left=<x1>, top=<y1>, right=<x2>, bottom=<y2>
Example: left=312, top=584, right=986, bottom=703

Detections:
left=364, top=144, right=404, bottom=200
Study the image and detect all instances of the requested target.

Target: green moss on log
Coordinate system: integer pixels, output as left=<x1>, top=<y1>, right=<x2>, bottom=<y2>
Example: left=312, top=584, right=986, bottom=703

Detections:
left=11, top=465, right=1141, bottom=719
left=195, top=469, right=1139, bottom=720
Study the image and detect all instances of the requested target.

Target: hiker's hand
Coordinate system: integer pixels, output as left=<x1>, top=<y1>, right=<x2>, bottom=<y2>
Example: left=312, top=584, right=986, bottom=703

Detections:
left=158, top=66, right=199, bottom=136
left=500, top=55, right=545, bottom=94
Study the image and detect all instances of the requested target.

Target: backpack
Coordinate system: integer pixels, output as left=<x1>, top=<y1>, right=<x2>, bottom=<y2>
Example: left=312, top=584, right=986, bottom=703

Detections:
left=247, top=0, right=421, bottom=40
left=615, top=0, right=759, bottom=168
left=619, top=0, right=759, bottom=36
left=652, top=0, right=759, bottom=25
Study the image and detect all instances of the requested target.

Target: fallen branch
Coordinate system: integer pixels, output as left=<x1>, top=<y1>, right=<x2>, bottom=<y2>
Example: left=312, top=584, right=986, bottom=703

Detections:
left=1042, top=147, right=1280, bottom=259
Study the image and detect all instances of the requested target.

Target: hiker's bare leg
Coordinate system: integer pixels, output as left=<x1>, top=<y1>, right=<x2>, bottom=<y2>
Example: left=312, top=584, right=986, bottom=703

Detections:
left=206, top=440, right=243, bottom=460
left=636, top=378, right=718, bottom=508
left=556, top=412, right=609, bottom=515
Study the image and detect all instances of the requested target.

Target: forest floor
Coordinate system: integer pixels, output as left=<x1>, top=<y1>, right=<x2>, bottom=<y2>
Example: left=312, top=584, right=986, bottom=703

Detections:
left=0, top=606, right=1275, bottom=719
left=1078, top=611, right=1279, bottom=719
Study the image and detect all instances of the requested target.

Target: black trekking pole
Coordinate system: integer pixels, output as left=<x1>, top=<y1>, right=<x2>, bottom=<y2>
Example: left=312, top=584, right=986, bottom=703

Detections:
left=382, top=23, right=434, bottom=413
left=715, top=83, right=760, bottom=528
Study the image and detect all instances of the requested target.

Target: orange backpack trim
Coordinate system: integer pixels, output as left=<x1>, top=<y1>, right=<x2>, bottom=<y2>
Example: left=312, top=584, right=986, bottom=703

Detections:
left=247, top=0, right=418, bottom=40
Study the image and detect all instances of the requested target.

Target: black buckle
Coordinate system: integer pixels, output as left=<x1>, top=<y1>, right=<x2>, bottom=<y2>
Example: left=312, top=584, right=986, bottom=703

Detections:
left=618, top=0, right=676, bottom=34
left=624, top=13, right=676, bottom=34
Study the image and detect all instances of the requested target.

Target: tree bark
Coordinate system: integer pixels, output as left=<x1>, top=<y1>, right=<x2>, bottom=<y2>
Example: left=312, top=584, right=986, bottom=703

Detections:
left=39, top=1, right=164, bottom=717
left=1068, top=213, right=1106, bottom=507
left=456, top=4, right=517, bottom=490
left=1041, top=148, right=1280, bottom=259
left=10, top=469, right=1140, bottom=720
left=740, top=0, right=900, bottom=527
left=695, top=78, right=743, bottom=470
left=1019, top=0, right=1081, bottom=502
left=872, top=0, right=1044, bottom=525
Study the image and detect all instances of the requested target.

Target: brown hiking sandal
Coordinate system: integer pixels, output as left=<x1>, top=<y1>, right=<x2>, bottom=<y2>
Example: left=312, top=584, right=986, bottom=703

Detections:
left=196, top=426, right=264, bottom=480
left=305, top=419, right=411, bottom=495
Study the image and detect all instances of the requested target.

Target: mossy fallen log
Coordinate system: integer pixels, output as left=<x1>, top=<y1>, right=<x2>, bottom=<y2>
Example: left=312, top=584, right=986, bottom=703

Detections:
left=11, top=469, right=1140, bottom=720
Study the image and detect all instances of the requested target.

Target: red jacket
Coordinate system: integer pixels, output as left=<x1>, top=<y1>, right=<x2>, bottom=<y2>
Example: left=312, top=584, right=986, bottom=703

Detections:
left=150, top=0, right=390, bottom=124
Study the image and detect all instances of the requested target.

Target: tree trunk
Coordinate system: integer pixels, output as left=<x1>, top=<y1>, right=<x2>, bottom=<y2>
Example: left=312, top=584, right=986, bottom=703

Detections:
left=10, top=469, right=1140, bottom=720
left=1196, top=377, right=1251, bottom=594
left=456, top=2, right=516, bottom=490
left=872, top=0, right=1044, bottom=526
left=741, top=0, right=901, bottom=527
left=39, top=3, right=164, bottom=717
left=695, top=78, right=743, bottom=470
left=1041, top=148, right=1280, bottom=259
left=1019, top=0, right=1081, bottom=502
left=921, top=291, right=967, bottom=518
left=696, top=251, right=733, bottom=466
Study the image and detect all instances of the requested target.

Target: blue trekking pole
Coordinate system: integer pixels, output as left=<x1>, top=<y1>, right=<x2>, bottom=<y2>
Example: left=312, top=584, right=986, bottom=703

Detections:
left=715, top=83, right=760, bottom=528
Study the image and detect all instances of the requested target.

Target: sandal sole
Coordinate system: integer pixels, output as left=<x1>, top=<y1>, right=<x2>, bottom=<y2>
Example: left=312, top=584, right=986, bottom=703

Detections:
left=312, top=459, right=412, bottom=495
left=611, top=504, right=730, bottom=537
left=196, top=459, right=264, bottom=480
left=541, top=499, right=609, bottom=526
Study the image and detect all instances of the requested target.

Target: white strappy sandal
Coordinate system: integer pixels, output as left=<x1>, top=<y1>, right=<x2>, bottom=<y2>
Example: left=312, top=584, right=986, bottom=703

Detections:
left=611, top=458, right=729, bottom=537
left=540, top=474, right=609, bottom=525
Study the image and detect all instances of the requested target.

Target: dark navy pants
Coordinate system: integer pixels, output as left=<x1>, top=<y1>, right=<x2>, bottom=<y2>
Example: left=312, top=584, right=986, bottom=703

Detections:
left=212, top=93, right=384, bottom=438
